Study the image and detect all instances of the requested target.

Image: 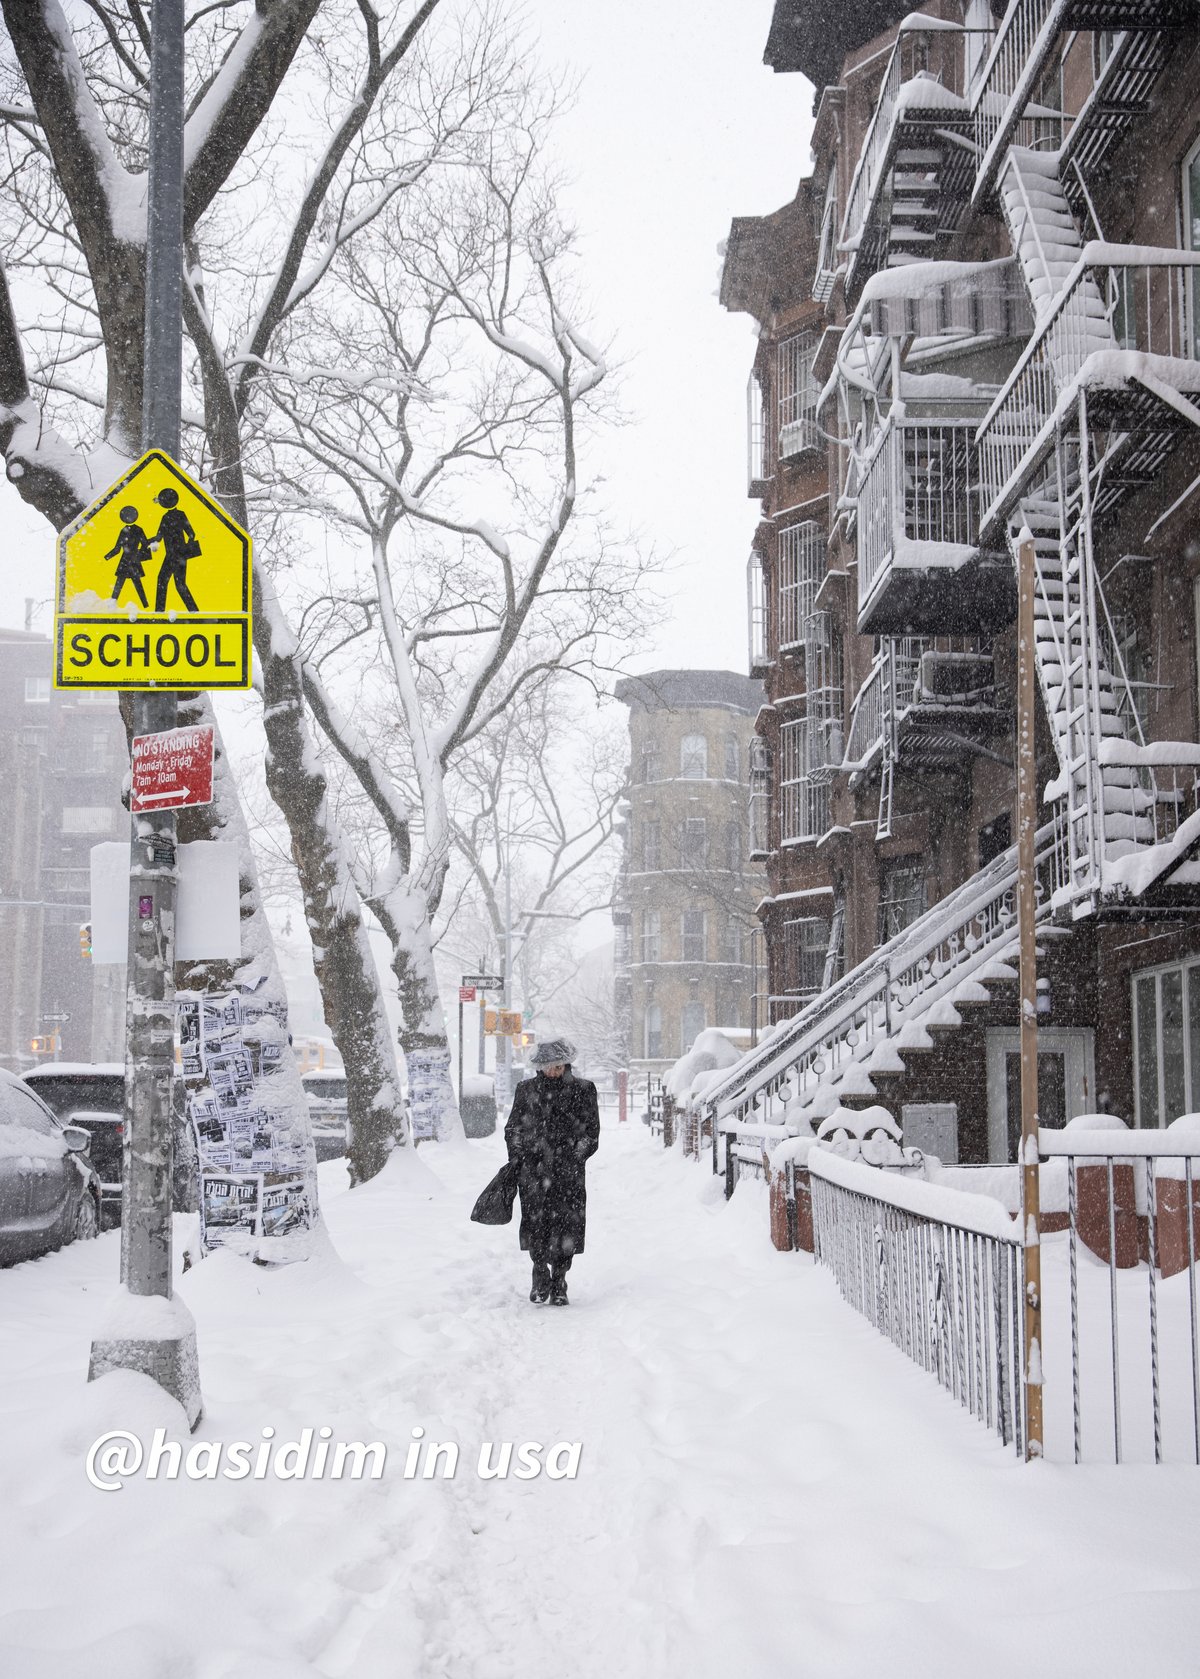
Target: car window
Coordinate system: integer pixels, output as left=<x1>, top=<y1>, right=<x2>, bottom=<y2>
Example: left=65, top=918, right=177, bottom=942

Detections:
left=24, top=1075, right=124, bottom=1117
left=0, top=1081, right=63, bottom=1137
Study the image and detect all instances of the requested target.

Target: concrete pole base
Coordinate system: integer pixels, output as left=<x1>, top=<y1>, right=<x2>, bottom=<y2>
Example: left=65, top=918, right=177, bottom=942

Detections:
left=88, top=1327, right=204, bottom=1431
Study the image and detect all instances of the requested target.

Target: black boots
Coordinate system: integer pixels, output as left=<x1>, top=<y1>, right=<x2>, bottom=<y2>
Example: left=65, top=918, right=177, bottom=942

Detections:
left=530, top=1261, right=569, bottom=1304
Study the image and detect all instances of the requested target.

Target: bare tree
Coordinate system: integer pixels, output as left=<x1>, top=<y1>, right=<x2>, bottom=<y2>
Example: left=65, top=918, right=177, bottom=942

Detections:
left=237, top=107, right=656, bottom=1158
left=0, top=1, right=530, bottom=1181
left=442, top=680, right=625, bottom=1031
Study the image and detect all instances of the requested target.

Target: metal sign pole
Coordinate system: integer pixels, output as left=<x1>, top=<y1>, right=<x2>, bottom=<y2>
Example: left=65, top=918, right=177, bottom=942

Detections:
left=90, top=0, right=202, bottom=1426
left=1017, top=532, right=1043, bottom=1460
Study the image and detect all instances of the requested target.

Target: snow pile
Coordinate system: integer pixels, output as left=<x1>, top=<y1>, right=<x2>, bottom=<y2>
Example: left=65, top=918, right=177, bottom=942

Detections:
left=665, top=1029, right=744, bottom=1104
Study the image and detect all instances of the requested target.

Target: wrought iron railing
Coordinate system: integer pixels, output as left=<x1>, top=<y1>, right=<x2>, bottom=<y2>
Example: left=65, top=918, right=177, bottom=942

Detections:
left=971, top=0, right=1066, bottom=202
left=747, top=551, right=767, bottom=675
left=858, top=418, right=984, bottom=615
left=977, top=246, right=1200, bottom=530
left=809, top=1152, right=1024, bottom=1452
left=841, top=25, right=972, bottom=292
left=703, top=816, right=1068, bottom=1127
left=1039, top=1127, right=1200, bottom=1465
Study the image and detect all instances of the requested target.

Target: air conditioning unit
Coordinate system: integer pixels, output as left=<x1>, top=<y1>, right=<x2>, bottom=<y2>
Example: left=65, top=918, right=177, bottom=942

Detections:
left=778, top=418, right=818, bottom=462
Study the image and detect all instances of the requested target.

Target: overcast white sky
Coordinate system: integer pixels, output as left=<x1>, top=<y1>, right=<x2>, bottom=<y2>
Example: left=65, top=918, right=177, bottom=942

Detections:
left=524, top=0, right=815, bottom=676
left=1, top=0, right=815, bottom=684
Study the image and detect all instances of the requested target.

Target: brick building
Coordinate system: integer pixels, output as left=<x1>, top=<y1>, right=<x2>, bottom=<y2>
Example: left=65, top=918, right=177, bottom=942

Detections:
left=0, top=628, right=127, bottom=1071
left=613, top=671, right=766, bottom=1076
left=710, top=1, right=1200, bottom=1161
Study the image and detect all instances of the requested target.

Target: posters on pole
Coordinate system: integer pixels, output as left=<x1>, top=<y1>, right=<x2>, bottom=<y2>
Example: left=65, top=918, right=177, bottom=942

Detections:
left=176, top=988, right=313, bottom=1256
left=407, top=1048, right=455, bottom=1141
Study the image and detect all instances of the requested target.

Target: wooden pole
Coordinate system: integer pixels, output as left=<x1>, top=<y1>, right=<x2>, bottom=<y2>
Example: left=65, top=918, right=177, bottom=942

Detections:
left=1017, top=532, right=1043, bottom=1459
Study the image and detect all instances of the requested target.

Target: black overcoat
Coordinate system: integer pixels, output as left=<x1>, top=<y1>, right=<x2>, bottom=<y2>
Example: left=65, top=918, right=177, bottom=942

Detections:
left=504, top=1070, right=600, bottom=1262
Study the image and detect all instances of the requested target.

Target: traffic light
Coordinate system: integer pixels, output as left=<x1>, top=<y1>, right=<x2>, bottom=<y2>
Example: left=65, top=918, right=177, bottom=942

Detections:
left=520, top=1031, right=534, bottom=1048
left=30, top=1034, right=58, bottom=1055
left=79, top=921, right=92, bottom=959
left=483, top=1008, right=498, bottom=1035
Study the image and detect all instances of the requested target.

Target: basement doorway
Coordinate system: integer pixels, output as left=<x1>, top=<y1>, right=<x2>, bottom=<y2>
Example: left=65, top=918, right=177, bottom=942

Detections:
left=985, top=1028, right=1095, bottom=1163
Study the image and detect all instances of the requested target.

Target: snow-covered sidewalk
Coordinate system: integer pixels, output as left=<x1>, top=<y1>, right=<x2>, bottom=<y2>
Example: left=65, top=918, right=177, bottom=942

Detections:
left=1, top=1121, right=1198, bottom=1679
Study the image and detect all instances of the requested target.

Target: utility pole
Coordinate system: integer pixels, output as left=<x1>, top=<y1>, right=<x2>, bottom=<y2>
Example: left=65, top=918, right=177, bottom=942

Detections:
left=499, top=798, right=514, bottom=1110
left=89, top=0, right=202, bottom=1427
left=1017, top=531, right=1043, bottom=1460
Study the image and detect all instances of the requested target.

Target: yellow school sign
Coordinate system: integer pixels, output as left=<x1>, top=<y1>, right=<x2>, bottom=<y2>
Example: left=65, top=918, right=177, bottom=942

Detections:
left=54, top=450, right=252, bottom=690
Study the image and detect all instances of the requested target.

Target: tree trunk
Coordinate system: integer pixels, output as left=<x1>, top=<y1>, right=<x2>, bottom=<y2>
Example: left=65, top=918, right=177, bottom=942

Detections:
left=376, top=877, right=462, bottom=1144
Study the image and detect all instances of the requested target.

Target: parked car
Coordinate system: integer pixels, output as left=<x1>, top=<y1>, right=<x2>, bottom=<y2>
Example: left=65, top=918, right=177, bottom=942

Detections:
left=302, top=1069, right=350, bottom=1161
left=22, top=1062, right=196, bottom=1225
left=0, top=1067, right=101, bottom=1266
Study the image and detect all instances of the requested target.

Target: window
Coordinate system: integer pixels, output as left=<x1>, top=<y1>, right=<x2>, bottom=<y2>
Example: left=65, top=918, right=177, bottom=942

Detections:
left=878, top=858, right=926, bottom=943
left=814, top=162, right=839, bottom=302
left=680, top=733, right=708, bottom=779
left=777, top=522, right=824, bottom=650
left=724, top=736, right=740, bottom=781
left=718, top=915, right=742, bottom=965
left=1181, top=139, right=1200, bottom=359
left=781, top=916, right=829, bottom=999
left=750, top=738, right=771, bottom=855
left=91, top=730, right=117, bottom=774
left=964, top=0, right=994, bottom=93
left=61, top=806, right=116, bottom=835
left=24, top=676, right=50, bottom=704
left=1133, top=959, right=1200, bottom=1127
left=725, top=820, right=742, bottom=874
left=681, top=1000, right=706, bottom=1056
left=777, top=331, right=819, bottom=456
left=644, top=1004, right=662, bottom=1060
left=641, top=741, right=663, bottom=782
left=680, top=817, right=707, bottom=867
left=19, top=726, right=47, bottom=750
left=641, top=910, right=661, bottom=964
left=978, top=812, right=1011, bottom=868
left=642, top=820, right=661, bottom=872
left=76, top=690, right=117, bottom=707
left=779, top=719, right=829, bottom=843
left=681, top=909, right=706, bottom=963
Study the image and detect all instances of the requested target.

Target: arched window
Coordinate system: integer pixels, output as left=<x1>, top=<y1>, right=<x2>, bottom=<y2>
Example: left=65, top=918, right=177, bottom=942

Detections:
left=680, top=1000, right=706, bottom=1056
left=680, top=733, right=708, bottom=779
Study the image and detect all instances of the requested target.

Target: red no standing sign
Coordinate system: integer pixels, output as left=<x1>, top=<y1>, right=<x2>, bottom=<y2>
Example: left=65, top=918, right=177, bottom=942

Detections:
left=131, top=724, right=215, bottom=812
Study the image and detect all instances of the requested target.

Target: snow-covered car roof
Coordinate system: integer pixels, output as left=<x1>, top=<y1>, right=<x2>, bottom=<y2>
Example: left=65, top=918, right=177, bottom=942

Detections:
left=23, top=1063, right=125, bottom=1079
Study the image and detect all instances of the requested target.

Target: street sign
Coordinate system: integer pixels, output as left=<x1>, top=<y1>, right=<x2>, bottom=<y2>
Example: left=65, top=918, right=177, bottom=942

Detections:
left=54, top=450, right=252, bottom=690
left=131, top=724, right=214, bottom=812
left=462, top=972, right=504, bottom=991
left=459, top=986, right=477, bottom=1003
left=41, top=1012, right=71, bottom=1024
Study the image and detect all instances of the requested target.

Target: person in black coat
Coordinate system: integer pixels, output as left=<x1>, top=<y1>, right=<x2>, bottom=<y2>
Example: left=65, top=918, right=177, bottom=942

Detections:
left=504, top=1038, right=600, bottom=1305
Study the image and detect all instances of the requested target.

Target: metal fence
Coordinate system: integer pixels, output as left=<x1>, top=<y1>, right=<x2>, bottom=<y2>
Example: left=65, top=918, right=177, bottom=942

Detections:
left=1039, top=1128, right=1200, bottom=1466
left=808, top=1157, right=1024, bottom=1453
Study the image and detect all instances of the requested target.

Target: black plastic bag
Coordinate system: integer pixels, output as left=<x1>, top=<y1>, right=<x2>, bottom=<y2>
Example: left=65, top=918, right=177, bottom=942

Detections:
left=470, top=1161, right=519, bottom=1225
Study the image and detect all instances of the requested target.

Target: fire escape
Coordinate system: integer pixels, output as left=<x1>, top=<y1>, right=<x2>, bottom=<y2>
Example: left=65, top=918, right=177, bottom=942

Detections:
left=710, top=0, right=1200, bottom=1132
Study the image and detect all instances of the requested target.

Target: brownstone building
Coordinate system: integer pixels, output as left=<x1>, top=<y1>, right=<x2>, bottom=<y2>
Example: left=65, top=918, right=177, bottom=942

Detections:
left=711, top=0, right=1200, bottom=1161
left=614, top=671, right=766, bottom=1077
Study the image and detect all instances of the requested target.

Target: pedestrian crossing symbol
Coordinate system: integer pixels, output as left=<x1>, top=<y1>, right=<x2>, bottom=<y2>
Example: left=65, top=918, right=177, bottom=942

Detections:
left=54, top=450, right=252, bottom=690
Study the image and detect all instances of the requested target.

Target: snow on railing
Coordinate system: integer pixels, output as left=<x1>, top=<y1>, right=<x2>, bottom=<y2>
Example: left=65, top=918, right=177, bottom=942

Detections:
left=970, top=0, right=1065, bottom=202
left=703, top=817, right=1068, bottom=1127
left=1039, top=1121, right=1200, bottom=1464
left=809, top=1149, right=1025, bottom=1453
left=977, top=245, right=1200, bottom=531
left=841, top=24, right=970, bottom=293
